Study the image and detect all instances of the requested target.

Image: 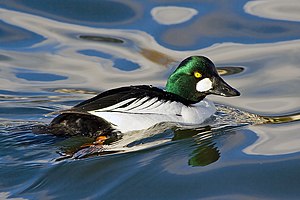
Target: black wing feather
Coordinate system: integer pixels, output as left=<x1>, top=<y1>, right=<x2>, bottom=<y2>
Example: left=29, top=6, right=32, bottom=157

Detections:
left=71, top=85, right=196, bottom=112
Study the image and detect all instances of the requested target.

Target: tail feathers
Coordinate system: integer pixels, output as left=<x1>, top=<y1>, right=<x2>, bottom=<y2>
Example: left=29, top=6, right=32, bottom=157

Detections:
left=46, top=113, right=121, bottom=141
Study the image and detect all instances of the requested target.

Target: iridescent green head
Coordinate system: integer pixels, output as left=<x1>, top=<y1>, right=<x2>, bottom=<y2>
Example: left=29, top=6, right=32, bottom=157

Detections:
left=166, top=56, right=240, bottom=102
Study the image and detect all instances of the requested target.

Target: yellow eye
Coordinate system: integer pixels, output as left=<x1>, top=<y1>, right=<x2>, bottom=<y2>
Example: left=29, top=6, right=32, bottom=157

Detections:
left=194, top=72, right=202, bottom=78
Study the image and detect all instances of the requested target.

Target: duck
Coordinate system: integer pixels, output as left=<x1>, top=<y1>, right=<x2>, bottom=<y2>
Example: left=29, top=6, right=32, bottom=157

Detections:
left=48, top=56, right=240, bottom=143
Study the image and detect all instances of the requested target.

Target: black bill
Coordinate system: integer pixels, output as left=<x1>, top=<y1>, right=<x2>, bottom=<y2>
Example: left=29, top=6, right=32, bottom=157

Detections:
left=209, top=76, right=240, bottom=97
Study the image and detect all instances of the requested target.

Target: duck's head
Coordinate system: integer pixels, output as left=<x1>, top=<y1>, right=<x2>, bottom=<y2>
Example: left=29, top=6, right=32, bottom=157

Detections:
left=166, top=56, right=240, bottom=103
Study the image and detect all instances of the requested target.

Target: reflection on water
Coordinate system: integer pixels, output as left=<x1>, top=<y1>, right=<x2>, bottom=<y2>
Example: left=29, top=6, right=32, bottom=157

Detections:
left=217, top=66, right=244, bottom=76
left=50, top=104, right=300, bottom=162
left=151, top=6, right=198, bottom=25
left=189, top=139, right=220, bottom=167
left=1, top=0, right=300, bottom=199
left=2, top=0, right=139, bottom=26
left=79, top=35, right=124, bottom=44
left=244, top=0, right=300, bottom=22
left=263, top=112, right=300, bottom=124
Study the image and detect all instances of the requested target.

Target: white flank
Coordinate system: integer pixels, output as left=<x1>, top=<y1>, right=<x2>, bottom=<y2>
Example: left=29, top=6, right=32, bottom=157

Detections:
left=196, top=78, right=213, bottom=92
left=88, top=98, right=216, bottom=133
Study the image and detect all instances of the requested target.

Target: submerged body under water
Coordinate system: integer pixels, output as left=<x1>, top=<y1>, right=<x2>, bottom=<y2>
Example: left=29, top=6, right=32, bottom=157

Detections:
left=1, top=0, right=300, bottom=199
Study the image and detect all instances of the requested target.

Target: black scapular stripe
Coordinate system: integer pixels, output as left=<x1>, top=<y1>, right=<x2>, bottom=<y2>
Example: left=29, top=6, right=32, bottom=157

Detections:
left=72, top=85, right=197, bottom=112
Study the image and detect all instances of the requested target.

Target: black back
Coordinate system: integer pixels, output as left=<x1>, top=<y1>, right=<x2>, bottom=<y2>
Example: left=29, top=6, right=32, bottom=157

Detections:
left=72, top=85, right=196, bottom=112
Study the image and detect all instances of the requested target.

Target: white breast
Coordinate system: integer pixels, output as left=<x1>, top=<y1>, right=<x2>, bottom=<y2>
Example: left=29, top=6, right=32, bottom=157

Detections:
left=88, top=97, right=216, bottom=133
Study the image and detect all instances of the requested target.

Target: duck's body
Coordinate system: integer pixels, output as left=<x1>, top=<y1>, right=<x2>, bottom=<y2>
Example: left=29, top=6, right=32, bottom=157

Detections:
left=51, top=85, right=216, bottom=134
left=88, top=94, right=215, bottom=133
left=49, top=56, right=240, bottom=141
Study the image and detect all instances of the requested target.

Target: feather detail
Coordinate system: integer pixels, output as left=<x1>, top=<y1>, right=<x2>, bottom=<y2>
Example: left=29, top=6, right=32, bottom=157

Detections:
left=49, top=85, right=215, bottom=135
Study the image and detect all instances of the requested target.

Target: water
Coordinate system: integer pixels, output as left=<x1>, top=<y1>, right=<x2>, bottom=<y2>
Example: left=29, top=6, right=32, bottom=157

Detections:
left=1, top=0, right=300, bottom=199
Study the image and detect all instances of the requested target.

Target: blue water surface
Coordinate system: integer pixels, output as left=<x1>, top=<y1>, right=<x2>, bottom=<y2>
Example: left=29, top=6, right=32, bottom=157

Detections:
left=0, top=0, right=300, bottom=199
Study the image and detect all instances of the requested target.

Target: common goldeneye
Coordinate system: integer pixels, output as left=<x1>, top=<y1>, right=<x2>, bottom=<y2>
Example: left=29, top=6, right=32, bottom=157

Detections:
left=49, top=56, right=240, bottom=143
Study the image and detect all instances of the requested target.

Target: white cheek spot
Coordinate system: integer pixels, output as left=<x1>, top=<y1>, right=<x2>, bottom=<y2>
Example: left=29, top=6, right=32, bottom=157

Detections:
left=196, top=78, right=213, bottom=92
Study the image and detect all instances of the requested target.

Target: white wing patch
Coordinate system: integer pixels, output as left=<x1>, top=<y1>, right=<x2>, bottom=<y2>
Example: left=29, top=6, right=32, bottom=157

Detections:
left=196, top=78, right=212, bottom=92
left=94, top=98, right=136, bottom=112
left=89, top=97, right=182, bottom=115
left=88, top=97, right=216, bottom=133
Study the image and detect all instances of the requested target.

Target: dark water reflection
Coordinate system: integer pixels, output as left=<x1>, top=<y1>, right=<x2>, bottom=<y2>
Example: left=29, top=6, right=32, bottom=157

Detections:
left=1, top=0, right=139, bottom=26
left=0, top=0, right=300, bottom=199
left=79, top=35, right=125, bottom=44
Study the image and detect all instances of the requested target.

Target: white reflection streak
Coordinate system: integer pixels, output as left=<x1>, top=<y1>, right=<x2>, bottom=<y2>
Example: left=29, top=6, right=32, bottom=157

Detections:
left=244, top=123, right=300, bottom=155
left=0, top=8, right=173, bottom=89
left=244, top=0, right=300, bottom=22
left=151, top=6, right=198, bottom=25
left=1, top=7, right=300, bottom=88
left=0, top=192, right=27, bottom=200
